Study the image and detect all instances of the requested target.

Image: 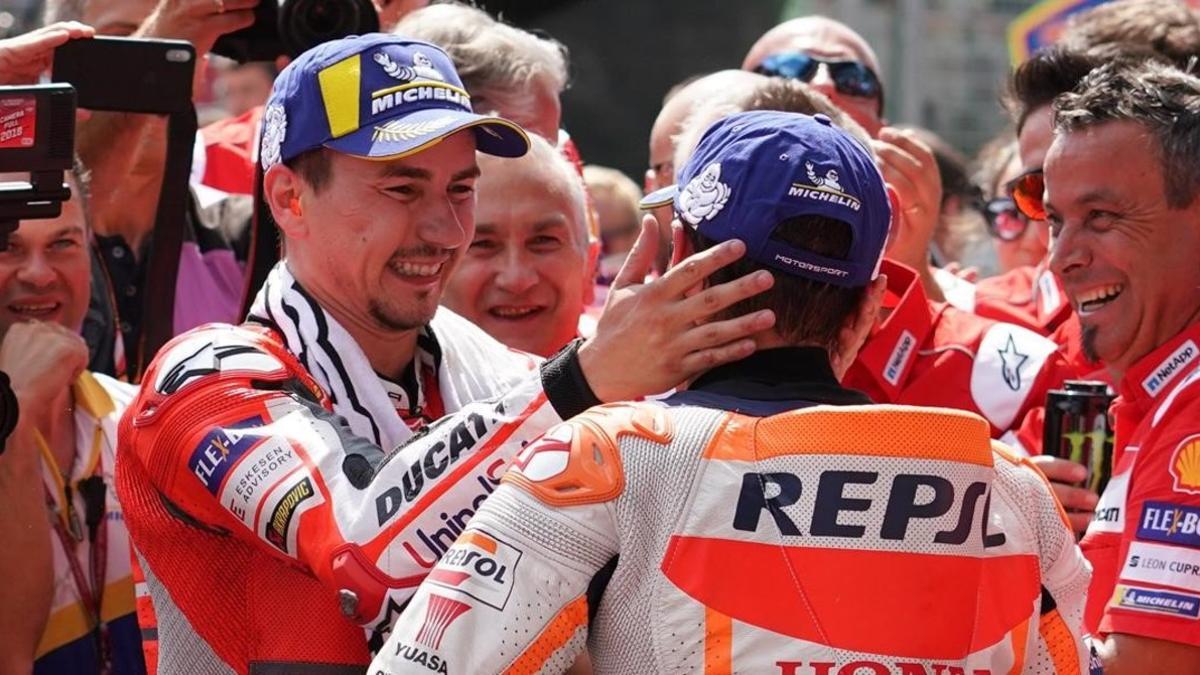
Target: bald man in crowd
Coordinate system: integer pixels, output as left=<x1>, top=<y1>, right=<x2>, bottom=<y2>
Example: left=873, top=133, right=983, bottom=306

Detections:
left=743, top=15, right=947, bottom=302
left=442, top=134, right=598, bottom=357
left=645, top=70, right=760, bottom=272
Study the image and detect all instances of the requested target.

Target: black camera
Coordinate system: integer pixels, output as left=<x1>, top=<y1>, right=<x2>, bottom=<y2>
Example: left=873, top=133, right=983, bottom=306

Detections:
left=212, top=0, right=380, bottom=62
left=0, top=83, right=76, bottom=251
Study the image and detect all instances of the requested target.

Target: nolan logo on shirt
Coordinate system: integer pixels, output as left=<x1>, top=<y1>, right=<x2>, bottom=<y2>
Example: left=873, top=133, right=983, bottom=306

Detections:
left=732, top=471, right=1006, bottom=547
left=1142, top=340, right=1197, bottom=396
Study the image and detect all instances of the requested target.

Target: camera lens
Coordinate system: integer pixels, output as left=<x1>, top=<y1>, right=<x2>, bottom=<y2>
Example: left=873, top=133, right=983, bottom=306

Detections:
left=279, top=0, right=381, bottom=57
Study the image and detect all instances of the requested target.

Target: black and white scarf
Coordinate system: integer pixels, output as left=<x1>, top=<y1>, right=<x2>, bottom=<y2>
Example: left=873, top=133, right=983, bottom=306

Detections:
left=247, top=263, right=538, bottom=450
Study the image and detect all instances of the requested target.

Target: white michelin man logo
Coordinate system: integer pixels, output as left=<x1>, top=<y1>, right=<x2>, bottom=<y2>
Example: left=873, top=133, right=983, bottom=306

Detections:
left=260, top=103, right=287, bottom=170
left=374, top=50, right=445, bottom=82
left=805, top=161, right=844, bottom=192
left=411, top=51, right=445, bottom=81
left=679, top=162, right=731, bottom=225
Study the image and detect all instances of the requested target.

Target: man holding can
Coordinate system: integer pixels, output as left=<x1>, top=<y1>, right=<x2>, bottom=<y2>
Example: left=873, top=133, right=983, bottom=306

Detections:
left=1042, top=59, right=1200, bottom=671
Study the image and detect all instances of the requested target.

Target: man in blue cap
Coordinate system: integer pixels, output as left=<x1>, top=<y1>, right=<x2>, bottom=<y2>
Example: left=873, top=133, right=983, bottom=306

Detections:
left=378, top=111, right=1089, bottom=674
left=115, top=35, right=776, bottom=673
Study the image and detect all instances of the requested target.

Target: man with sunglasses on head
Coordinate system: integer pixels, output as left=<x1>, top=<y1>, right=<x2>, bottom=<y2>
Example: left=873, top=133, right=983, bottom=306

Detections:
left=743, top=16, right=949, bottom=307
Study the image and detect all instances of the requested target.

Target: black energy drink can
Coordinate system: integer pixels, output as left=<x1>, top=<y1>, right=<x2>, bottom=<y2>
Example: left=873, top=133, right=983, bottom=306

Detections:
left=1043, top=380, right=1115, bottom=495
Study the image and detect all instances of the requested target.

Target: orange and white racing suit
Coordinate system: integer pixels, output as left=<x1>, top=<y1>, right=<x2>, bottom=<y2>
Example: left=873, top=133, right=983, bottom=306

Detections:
left=378, top=347, right=1091, bottom=674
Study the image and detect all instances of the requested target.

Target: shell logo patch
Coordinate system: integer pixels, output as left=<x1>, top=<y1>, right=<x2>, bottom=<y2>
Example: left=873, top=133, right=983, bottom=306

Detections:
left=1171, top=435, right=1200, bottom=494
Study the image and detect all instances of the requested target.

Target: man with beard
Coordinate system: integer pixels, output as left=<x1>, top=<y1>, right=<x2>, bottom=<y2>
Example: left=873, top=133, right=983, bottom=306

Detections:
left=1045, top=59, right=1200, bottom=672
left=116, top=35, right=776, bottom=674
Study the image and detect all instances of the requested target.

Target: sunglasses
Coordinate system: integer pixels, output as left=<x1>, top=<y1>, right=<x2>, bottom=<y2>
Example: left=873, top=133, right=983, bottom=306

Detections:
left=755, top=52, right=884, bottom=111
left=983, top=197, right=1032, bottom=242
left=1006, top=168, right=1046, bottom=221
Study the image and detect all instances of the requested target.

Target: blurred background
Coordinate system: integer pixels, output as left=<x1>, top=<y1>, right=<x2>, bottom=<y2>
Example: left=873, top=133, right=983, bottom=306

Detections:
left=0, top=0, right=1095, bottom=178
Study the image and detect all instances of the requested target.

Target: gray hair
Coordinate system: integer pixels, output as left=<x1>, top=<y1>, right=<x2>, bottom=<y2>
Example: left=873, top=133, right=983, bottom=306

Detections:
left=43, top=0, right=87, bottom=24
left=674, top=77, right=871, bottom=172
left=393, top=2, right=569, bottom=120
left=1054, top=59, right=1200, bottom=208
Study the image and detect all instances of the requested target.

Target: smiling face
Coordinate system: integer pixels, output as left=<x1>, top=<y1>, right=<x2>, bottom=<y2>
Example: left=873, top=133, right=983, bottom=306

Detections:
left=441, top=140, right=593, bottom=357
left=0, top=179, right=91, bottom=333
left=274, top=131, right=480, bottom=338
left=1045, top=120, right=1200, bottom=375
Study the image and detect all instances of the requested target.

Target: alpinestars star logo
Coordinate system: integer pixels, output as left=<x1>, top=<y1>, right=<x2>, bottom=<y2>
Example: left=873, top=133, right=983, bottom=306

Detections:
left=998, top=334, right=1029, bottom=391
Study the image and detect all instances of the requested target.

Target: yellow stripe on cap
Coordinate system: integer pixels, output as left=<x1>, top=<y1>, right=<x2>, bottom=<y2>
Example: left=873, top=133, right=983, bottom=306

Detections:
left=318, top=54, right=362, bottom=139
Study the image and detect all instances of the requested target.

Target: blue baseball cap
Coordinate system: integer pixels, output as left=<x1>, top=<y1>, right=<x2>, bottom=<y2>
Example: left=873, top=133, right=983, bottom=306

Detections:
left=641, top=111, right=891, bottom=287
left=259, top=33, right=529, bottom=171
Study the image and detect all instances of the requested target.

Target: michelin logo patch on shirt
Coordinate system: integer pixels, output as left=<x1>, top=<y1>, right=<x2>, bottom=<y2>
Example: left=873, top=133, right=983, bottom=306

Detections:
left=1114, top=584, right=1200, bottom=619
left=1138, top=501, right=1200, bottom=547
left=1143, top=339, right=1198, bottom=396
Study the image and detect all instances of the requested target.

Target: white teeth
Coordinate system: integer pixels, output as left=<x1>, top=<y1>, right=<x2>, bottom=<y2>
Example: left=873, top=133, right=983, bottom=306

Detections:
left=11, top=303, right=56, bottom=313
left=1077, top=284, right=1124, bottom=314
left=390, top=261, right=442, bottom=277
left=491, top=306, right=539, bottom=318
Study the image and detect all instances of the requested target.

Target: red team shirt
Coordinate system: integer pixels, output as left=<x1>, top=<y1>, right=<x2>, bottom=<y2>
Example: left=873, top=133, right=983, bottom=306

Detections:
left=973, top=264, right=1103, bottom=382
left=844, top=261, right=1076, bottom=453
left=1081, top=321, right=1200, bottom=645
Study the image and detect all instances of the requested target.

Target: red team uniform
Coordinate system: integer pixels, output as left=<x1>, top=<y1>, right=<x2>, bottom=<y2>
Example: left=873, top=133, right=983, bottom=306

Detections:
left=1082, top=322, right=1200, bottom=644
left=844, top=260, right=1076, bottom=454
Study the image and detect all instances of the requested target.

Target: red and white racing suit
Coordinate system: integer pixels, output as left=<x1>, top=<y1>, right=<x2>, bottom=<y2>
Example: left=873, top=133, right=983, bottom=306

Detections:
left=378, top=348, right=1090, bottom=674
left=844, top=261, right=1079, bottom=454
left=1082, top=321, right=1200, bottom=645
left=117, top=307, right=598, bottom=673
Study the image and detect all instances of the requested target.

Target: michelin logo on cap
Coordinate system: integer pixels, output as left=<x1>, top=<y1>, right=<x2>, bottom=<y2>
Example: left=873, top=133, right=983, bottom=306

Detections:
left=787, top=159, right=862, bottom=212
left=260, top=104, right=288, bottom=171
left=371, top=50, right=470, bottom=116
left=679, top=163, right=731, bottom=225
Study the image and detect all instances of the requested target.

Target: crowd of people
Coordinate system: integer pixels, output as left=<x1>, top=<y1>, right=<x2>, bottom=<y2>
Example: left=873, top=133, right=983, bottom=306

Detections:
left=0, top=0, right=1199, bottom=673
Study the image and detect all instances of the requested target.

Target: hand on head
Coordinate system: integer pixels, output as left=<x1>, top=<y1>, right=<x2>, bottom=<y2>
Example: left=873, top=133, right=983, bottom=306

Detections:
left=577, top=214, right=775, bottom=402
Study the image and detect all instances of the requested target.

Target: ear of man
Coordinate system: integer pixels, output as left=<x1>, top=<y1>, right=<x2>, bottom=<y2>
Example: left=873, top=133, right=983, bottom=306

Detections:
left=263, top=164, right=309, bottom=240
left=831, top=274, right=887, bottom=378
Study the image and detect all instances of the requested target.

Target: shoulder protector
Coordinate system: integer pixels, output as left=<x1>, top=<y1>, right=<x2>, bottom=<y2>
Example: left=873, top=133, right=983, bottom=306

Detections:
left=134, top=324, right=327, bottom=428
left=504, top=402, right=672, bottom=507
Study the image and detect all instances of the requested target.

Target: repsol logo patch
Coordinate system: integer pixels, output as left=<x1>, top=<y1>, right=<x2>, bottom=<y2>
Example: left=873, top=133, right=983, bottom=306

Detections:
left=376, top=411, right=496, bottom=527
left=1142, top=340, right=1197, bottom=395
left=427, top=528, right=523, bottom=611
left=733, top=471, right=1006, bottom=547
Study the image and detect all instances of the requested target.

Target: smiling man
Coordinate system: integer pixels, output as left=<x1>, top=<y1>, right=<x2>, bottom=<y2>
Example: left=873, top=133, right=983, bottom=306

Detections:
left=0, top=168, right=142, bottom=674
left=442, top=134, right=596, bottom=357
left=1044, top=60, right=1200, bottom=672
left=115, top=34, right=775, bottom=674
